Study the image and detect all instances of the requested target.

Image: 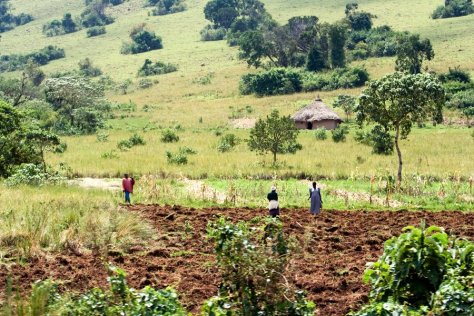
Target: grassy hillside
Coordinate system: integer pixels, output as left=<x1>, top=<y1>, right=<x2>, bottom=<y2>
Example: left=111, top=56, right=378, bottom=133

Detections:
left=2, top=0, right=474, bottom=179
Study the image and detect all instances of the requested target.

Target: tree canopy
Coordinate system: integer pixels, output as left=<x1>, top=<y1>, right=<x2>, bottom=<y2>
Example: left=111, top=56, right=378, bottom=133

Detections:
left=357, top=72, right=445, bottom=185
left=248, top=110, right=302, bottom=164
left=395, top=33, right=434, bottom=74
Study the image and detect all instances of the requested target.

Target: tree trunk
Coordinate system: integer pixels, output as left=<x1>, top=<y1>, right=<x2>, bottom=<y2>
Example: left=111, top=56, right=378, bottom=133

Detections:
left=272, top=151, right=277, bottom=165
left=41, top=147, right=46, bottom=173
left=394, top=126, right=403, bottom=187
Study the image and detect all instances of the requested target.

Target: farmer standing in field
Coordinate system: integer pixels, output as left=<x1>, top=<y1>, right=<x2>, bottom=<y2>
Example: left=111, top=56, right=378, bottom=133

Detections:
left=309, top=181, right=322, bottom=216
left=267, top=185, right=279, bottom=217
left=122, top=174, right=135, bottom=204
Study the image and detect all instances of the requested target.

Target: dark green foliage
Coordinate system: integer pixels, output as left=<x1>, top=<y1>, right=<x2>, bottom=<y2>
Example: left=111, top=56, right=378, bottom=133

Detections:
left=148, top=0, right=186, bottom=16
left=44, top=76, right=106, bottom=135
left=347, top=25, right=398, bottom=59
left=0, top=72, right=41, bottom=106
left=448, top=89, right=474, bottom=118
left=166, top=148, right=192, bottom=165
left=0, top=0, right=33, bottom=33
left=395, top=33, right=434, bottom=74
left=314, top=128, right=327, bottom=140
left=80, top=0, right=114, bottom=28
left=0, top=46, right=65, bottom=73
left=117, top=134, right=146, bottom=151
left=217, top=133, right=240, bottom=152
left=248, top=110, right=302, bottom=164
left=121, top=28, right=163, bottom=54
left=240, top=68, right=302, bottom=96
left=333, top=94, right=356, bottom=120
left=25, top=127, right=61, bottom=171
left=302, top=67, right=369, bottom=92
left=351, top=224, right=474, bottom=315
left=306, top=45, right=326, bottom=71
left=357, top=72, right=445, bottom=184
left=241, top=67, right=369, bottom=96
left=439, top=66, right=471, bottom=83
left=64, top=266, right=187, bottom=315
left=432, top=0, right=473, bottom=19
left=331, top=124, right=349, bottom=142
left=161, top=128, right=179, bottom=143
left=86, top=26, right=106, bottom=37
left=200, top=25, right=226, bottom=41
left=370, top=126, right=394, bottom=155
left=205, top=217, right=315, bottom=315
left=328, top=23, right=347, bottom=68
left=138, top=59, right=177, bottom=76
left=78, top=58, right=102, bottom=77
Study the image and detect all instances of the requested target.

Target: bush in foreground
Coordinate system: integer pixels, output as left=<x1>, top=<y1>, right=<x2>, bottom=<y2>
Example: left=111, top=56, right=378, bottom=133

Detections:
left=351, top=223, right=474, bottom=315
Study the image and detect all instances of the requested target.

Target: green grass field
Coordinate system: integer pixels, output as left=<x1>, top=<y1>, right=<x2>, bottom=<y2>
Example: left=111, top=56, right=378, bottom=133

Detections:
left=2, top=0, right=474, bottom=191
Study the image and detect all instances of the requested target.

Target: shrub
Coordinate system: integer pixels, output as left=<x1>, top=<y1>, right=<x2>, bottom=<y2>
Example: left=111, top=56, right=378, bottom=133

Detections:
left=121, top=30, right=163, bottom=54
left=149, top=0, right=186, bottom=16
left=138, top=78, right=153, bottom=89
left=200, top=25, right=226, bottom=41
left=302, top=67, right=369, bottom=92
left=65, top=266, right=187, bottom=315
left=80, top=2, right=114, bottom=28
left=0, top=46, right=65, bottom=73
left=161, top=129, right=179, bottom=143
left=42, top=19, right=64, bottom=37
left=166, top=151, right=188, bottom=165
left=206, top=217, right=316, bottom=315
left=217, top=133, right=240, bottom=152
left=78, top=58, right=102, bottom=77
left=314, top=128, right=327, bottom=140
left=117, top=134, right=146, bottom=151
left=138, top=59, right=177, bottom=76
left=0, top=2, right=34, bottom=33
left=351, top=224, right=474, bottom=315
left=331, top=125, right=349, bottom=142
left=240, top=68, right=303, bottom=96
left=432, top=0, right=473, bottom=19
left=448, top=89, right=474, bottom=118
left=439, top=66, right=471, bottom=83
left=96, top=131, right=109, bottom=142
left=6, top=164, right=65, bottom=186
left=86, top=26, right=106, bottom=37
left=370, top=125, right=394, bottom=155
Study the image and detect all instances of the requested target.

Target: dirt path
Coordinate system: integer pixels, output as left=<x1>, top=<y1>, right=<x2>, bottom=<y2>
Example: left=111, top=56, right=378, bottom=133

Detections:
left=68, top=178, right=121, bottom=191
left=2, top=206, right=473, bottom=315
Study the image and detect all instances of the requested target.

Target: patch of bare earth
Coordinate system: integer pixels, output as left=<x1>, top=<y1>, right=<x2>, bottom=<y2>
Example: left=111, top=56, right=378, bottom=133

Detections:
left=229, top=118, right=256, bottom=129
left=1, top=206, right=473, bottom=315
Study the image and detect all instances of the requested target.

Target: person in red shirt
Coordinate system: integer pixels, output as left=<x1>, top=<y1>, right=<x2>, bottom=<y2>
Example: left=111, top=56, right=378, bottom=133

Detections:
left=122, top=174, right=135, bottom=204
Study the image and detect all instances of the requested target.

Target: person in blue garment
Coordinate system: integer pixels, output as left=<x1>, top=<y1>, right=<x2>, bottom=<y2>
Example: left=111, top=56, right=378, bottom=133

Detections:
left=309, top=181, right=322, bottom=215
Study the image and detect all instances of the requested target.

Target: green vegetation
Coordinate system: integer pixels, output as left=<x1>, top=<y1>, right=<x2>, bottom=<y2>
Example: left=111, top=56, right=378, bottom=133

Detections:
left=432, top=0, right=473, bottom=19
left=248, top=110, right=302, bottom=164
left=205, top=217, right=315, bottom=315
left=352, top=223, right=474, bottom=315
left=86, top=25, right=106, bottom=37
left=138, top=59, right=177, bottom=76
left=0, top=46, right=65, bottom=73
left=147, top=0, right=186, bottom=16
left=121, top=25, right=163, bottom=54
left=0, top=0, right=33, bottom=33
left=357, top=72, right=445, bottom=185
left=42, top=13, right=77, bottom=37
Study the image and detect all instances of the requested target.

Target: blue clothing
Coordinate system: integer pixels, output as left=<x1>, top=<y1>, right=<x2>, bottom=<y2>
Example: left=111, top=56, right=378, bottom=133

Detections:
left=124, top=191, right=131, bottom=203
left=309, top=188, right=322, bottom=215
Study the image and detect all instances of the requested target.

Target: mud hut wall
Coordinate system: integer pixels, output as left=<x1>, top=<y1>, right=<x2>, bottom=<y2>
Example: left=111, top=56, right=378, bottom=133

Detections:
left=313, top=120, right=339, bottom=130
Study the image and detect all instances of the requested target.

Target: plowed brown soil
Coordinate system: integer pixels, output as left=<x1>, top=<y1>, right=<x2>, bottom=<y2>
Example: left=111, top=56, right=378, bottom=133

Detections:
left=1, top=206, right=473, bottom=315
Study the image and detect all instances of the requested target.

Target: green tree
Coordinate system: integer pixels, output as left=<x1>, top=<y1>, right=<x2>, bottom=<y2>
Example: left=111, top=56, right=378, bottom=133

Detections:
left=357, top=72, right=445, bottom=185
left=248, top=109, right=302, bottom=164
left=395, top=33, right=434, bottom=74
left=333, top=94, right=356, bottom=120
left=204, top=0, right=238, bottom=29
left=0, top=100, right=39, bottom=177
left=328, top=22, right=347, bottom=68
left=25, top=128, right=60, bottom=172
left=62, top=13, right=77, bottom=33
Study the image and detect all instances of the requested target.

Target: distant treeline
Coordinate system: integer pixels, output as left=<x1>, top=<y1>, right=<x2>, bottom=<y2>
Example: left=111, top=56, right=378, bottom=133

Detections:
left=0, top=0, right=33, bottom=33
left=0, top=46, right=65, bottom=73
left=432, top=0, right=473, bottom=19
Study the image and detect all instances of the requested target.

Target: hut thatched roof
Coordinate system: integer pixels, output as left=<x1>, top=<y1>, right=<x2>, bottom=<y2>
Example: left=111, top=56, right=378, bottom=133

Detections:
left=292, top=97, right=342, bottom=122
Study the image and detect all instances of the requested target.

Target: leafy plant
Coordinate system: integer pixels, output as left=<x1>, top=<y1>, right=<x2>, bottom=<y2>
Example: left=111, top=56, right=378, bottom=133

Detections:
left=117, top=134, right=146, bottom=151
left=161, top=128, right=179, bottom=143
left=217, top=134, right=240, bottom=152
left=6, top=164, right=66, bottom=186
left=351, top=223, right=474, bottom=315
left=314, top=128, right=327, bottom=140
left=205, top=217, right=315, bottom=315
left=331, top=125, right=349, bottom=142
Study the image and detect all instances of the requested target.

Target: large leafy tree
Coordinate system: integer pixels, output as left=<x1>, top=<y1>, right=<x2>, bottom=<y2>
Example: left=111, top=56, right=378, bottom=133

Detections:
left=248, top=109, right=302, bottom=164
left=357, top=72, right=445, bottom=185
left=44, top=76, right=105, bottom=134
left=0, top=100, right=39, bottom=177
left=395, top=33, right=434, bottom=74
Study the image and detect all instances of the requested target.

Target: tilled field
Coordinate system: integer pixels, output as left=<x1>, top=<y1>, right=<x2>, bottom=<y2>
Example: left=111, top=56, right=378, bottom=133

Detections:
left=2, top=206, right=474, bottom=315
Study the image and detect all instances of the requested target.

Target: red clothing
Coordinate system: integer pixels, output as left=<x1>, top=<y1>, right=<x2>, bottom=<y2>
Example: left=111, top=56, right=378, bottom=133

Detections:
left=122, top=178, right=134, bottom=193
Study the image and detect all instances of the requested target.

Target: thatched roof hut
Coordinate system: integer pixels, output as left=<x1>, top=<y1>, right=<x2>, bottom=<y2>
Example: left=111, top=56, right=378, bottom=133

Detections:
left=292, top=97, right=342, bottom=130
